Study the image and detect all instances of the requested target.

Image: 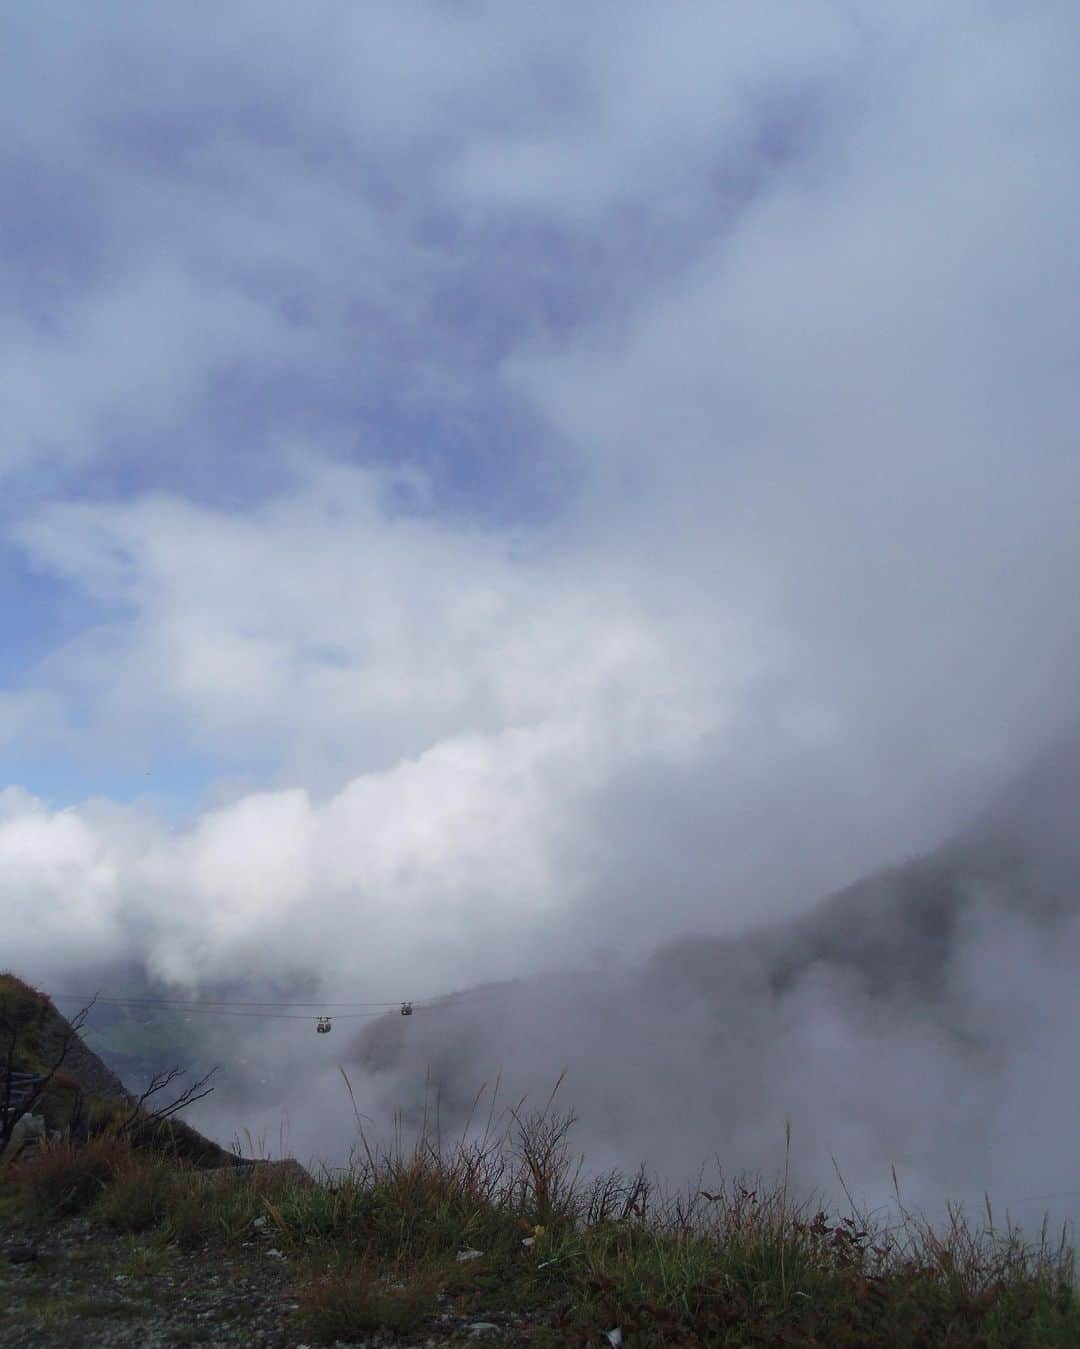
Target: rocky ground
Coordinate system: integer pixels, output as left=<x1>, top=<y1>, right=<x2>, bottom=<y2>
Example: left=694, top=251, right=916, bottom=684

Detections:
left=0, top=1216, right=558, bottom=1348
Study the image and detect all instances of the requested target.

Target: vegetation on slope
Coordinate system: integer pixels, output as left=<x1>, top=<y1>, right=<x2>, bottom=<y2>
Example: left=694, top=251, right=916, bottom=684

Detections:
left=0, top=972, right=230, bottom=1168
left=3, top=1056, right=1078, bottom=1346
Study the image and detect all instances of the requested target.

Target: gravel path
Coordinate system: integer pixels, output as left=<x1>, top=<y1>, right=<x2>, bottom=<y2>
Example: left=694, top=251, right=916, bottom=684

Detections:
left=0, top=1216, right=557, bottom=1348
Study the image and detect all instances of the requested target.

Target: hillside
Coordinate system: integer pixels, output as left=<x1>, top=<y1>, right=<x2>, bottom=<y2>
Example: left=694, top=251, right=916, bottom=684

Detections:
left=648, top=730, right=1080, bottom=1008
left=2, top=974, right=131, bottom=1108
left=0, top=973, right=237, bottom=1170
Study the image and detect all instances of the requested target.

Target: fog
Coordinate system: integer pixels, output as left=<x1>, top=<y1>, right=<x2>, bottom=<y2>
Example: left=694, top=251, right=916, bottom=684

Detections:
left=3, top=2, right=1080, bottom=1239
left=158, top=734, right=1080, bottom=1238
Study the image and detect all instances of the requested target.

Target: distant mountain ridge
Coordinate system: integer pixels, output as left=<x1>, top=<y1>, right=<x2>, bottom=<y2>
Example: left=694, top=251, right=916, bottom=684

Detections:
left=648, top=729, right=1080, bottom=1006
left=348, top=731, right=1080, bottom=1160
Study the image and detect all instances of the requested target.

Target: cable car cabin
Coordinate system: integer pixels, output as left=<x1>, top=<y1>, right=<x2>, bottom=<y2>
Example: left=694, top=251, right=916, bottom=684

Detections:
left=400, top=1001, right=413, bottom=1017
left=316, top=1016, right=332, bottom=1034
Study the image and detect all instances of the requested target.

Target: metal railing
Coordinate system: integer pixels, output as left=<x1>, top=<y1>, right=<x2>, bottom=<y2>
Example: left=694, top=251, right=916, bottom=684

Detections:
left=0, top=1069, right=47, bottom=1120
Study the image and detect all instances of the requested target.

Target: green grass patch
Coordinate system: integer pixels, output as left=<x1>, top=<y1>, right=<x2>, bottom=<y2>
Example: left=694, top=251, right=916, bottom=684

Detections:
left=119, top=1234, right=173, bottom=1278
left=5, top=1062, right=1078, bottom=1347
left=279, top=1096, right=1080, bottom=1347
left=98, top=1153, right=178, bottom=1232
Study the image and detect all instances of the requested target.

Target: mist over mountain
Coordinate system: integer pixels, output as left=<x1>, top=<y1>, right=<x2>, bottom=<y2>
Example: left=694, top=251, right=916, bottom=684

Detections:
left=325, top=732, right=1080, bottom=1229
left=19, top=721, right=1080, bottom=1244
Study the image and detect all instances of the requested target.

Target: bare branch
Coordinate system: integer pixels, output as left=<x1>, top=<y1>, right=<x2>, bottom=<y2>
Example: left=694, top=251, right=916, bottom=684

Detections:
left=116, top=1064, right=219, bottom=1140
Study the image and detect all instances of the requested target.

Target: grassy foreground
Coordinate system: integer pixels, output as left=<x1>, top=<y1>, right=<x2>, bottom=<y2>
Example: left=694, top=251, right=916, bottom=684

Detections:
left=3, top=1085, right=1079, bottom=1348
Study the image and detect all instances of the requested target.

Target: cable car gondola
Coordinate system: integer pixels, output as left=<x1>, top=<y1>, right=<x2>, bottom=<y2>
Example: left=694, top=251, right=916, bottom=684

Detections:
left=316, top=1016, right=332, bottom=1034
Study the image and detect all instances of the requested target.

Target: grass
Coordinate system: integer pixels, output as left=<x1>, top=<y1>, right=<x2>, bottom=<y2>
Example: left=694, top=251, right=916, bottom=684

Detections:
left=3, top=1067, right=1079, bottom=1346
left=99, top=1152, right=177, bottom=1232
left=0, top=972, right=53, bottom=1057
left=13, top=1134, right=132, bottom=1217
left=299, top=1258, right=443, bottom=1339
left=119, top=1234, right=172, bottom=1278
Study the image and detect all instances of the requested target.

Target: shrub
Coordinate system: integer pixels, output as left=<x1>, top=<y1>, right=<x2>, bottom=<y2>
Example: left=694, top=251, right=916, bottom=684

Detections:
left=159, top=1186, right=215, bottom=1251
left=159, top=1171, right=268, bottom=1249
left=16, top=1135, right=130, bottom=1217
left=98, top=1154, right=177, bottom=1232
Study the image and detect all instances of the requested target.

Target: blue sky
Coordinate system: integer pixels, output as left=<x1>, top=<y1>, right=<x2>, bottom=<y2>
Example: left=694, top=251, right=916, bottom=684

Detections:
left=2, top=2, right=1079, bottom=997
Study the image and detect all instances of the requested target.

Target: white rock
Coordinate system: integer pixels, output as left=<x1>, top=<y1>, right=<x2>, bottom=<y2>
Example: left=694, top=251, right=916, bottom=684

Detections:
left=455, top=1247, right=485, bottom=1262
left=0, top=1113, right=46, bottom=1166
left=468, top=1323, right=500, bottom=1336
left=606, top=1329, right=623, bottom=1347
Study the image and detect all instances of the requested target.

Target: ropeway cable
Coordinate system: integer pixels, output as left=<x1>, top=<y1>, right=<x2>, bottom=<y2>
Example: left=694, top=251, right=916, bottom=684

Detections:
left=50, top=993, right=440, bottom=1010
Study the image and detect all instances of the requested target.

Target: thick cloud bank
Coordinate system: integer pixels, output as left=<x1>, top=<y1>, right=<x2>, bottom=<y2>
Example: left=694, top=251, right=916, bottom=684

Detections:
left=182, top=739, right=1080, bottom=1237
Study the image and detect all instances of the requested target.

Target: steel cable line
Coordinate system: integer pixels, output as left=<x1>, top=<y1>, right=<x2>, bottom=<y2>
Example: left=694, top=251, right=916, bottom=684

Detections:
left=47, top=989, right=468, bottom=1026
left=55, top=1005, right=411, bottom=1023
left=50, top=993, right=436, bottom=1010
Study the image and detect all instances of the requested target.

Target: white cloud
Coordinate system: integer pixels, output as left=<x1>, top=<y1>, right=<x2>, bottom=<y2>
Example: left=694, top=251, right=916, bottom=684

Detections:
left=504, top=1, right=1080, bottom=773
left=1, top=263, right=317, bottom=475
left=3, top=454, right=766, bottom=987
left=13, top=461, right=753, bottom=784
left=450, top=2, right=860, bottom=217
left=0, top=689, right=62, bottom=747
left=0, top=710, right=714, bottom=991
left=0, top=788, right=126, bottom=965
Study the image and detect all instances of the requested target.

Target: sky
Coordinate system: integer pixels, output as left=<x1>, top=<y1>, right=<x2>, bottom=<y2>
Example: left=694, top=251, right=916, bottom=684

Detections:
left=3, top=2, right=1080, bottom=1214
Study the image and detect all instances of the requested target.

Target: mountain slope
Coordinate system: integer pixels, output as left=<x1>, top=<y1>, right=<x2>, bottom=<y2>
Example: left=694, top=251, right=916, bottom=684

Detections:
left=0, top=973, right=236, bottom=1167
left=347, top=734, right=1080, bottom=1204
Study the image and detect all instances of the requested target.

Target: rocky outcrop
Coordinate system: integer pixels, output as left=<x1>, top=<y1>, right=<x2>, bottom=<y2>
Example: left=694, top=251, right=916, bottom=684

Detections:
left=0, top=1113, right=46, bottom=1166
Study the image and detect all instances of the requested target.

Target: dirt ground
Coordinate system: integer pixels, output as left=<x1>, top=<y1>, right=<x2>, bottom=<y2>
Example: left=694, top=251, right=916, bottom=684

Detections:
left=0, top=1214, right=550, bottom=1348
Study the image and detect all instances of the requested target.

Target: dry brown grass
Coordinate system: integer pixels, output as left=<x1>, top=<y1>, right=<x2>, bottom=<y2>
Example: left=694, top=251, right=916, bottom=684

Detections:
left=298, top=1259, right=443, bottom=1341
left=14, top=1134, right=131, bottom=1216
